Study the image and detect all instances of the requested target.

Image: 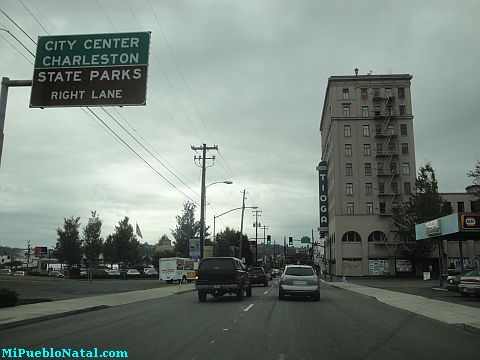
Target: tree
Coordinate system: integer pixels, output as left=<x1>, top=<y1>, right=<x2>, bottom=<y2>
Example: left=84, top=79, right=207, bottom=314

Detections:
left=54, top=216, right=82, bottom=267
left=467, top=159, right=480, bottom=198
left=110, top=217, right=140, bottom=269
left=82, top=211, right=103, bottom=281
left=171, top=202, right=201, bottom=258
left=103, top=234, right=117, bottom=268
left=214, top=227, right=253, bottom=265
left=393, top=163, right=453, bottom=272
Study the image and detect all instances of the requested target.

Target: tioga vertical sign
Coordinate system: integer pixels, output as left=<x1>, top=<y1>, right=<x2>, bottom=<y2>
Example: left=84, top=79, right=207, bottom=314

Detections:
left=30, top=32, right=150, bottom=107
left=317, top=161, right=328, bottom=234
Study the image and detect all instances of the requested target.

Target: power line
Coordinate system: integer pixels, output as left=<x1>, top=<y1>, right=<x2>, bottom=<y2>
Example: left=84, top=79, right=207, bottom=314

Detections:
left=0, top=8, right=37, bottom=44
left=19, top=0, right=49, bottom=34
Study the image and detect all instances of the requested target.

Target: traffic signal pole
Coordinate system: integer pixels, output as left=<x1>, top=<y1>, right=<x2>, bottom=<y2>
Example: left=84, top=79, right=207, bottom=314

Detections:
left=0, top=77, right=32, bottom=169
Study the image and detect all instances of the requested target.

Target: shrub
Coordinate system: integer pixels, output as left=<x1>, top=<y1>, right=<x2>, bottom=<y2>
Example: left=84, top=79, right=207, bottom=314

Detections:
left=0, top=288, right=18, bottom=307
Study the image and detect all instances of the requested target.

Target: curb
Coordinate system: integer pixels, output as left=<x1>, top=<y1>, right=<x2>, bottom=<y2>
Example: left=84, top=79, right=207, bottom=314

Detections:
left=0, top=305, right=109, bottom=330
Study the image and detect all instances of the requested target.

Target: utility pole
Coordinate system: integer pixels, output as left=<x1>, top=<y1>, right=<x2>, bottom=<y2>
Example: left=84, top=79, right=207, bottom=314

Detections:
left=252, top=210, right=262, bottom=265
left=26, top=240, right=31, bottom=270
left=238, top=189, right=246, bottom=261
left=191, top=144, right=218, bottom=259
left=261, top=225, right=269, bottom=265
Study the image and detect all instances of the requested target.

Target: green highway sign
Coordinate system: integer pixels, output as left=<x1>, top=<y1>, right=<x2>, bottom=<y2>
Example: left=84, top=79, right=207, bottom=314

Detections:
left=301, top=236, right=310, bottom=244
left=30, top=32, right=151, bottom=107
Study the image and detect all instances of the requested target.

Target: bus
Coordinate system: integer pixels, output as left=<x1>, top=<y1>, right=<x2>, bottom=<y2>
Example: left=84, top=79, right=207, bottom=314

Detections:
left=158, top=257, right=197, bottom=283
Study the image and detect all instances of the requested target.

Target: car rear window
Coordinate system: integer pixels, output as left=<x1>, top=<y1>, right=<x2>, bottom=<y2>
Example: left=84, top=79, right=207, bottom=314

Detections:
left=285, top=267, right=314, bottom=276
left=251, top=268, right=264, bottom=274
left=199, top=259, right=234, bottom=271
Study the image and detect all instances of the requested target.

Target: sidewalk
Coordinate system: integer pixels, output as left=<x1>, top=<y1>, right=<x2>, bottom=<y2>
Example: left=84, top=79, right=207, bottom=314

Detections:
left=322, top=279, right=480, bottom=334
left=0, top=282, right=195, bottom=330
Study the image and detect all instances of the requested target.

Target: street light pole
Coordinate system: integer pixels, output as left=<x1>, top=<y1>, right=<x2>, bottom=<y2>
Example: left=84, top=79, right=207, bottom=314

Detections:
left=213, top=205, right=258, bottom=257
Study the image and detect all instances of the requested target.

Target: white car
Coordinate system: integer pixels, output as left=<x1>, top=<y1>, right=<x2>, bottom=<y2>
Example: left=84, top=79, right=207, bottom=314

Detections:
left=126, top=269, right=141, bottom=276
left=279, top=265, right=320, bottom=301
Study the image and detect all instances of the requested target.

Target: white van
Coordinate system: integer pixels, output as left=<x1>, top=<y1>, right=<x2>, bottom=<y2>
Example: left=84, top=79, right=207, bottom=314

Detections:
left=159, top=257, right=197, bottom=283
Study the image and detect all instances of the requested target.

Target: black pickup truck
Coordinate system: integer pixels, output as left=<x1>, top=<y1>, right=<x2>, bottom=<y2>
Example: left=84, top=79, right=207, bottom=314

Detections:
left=195, top=257, right=252, bottom=302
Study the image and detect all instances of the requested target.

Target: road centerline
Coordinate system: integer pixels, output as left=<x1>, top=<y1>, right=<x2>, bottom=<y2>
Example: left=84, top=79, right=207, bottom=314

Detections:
left=244, top=304, right=254, bottom=312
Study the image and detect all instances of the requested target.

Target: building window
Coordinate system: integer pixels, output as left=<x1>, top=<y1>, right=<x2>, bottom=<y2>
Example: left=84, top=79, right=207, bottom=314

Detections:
left=403, top=162, right=410, bottom=175
left=376, top=143, right=383, bottom=154
left=344, top=125, right=351, bottom=137
left=368, top=231, right=385, bottom=242
left=398, top=88, right=405, bottom=99
left=471, top=201, right=480, bottom=212
left=386, top=88, right=392, bottom=98
left=342, top=231, right=361, bottom=242
left=362, top=106, right=369, bottom=117
left=346, top=163, right=353, bottom=176
left=400, top=124, right=407, bottom=136
left=374, top=88, right=380, bottom=97
left=388, top=142, right=396, bottom=154
left=375, top=124, right=382, bottom=134
left=379, top=202, right=386, bottom=214
left=363, top=124, right=370, bottom=136
left=367, top=202, right=374, bottom=214
left=378, top=163, right=384, bottom=175
left=401, top=143, right=408, bottom=155
left=361, top=88, right=368, bottom=100
left=342, top=88, right=349, bottom=100
left=365, top=163, right=372, bottom=176
left=391, top=182, right=398, bottom=194
left=387, top=125, right=395, bottom=135
left=366, top=183, right=373, bottom=196
left=343, top=105, right=350, bottom=117
left=404, top=182, right=411, bottom=194
left=379, top=182, right=385, bottom=194
left=399, top=105, right=405, bottom=116
left=457, top=202, right=465, bottom=212
left=390, top=162, right=397, bottom=174
left=387, top=106, right=393, bottom=115
left=346, top=183, right=353, bottom=196
left=347, top=203, right=355, bottom=214
left=345, top=144, right=352, bottom=157
left=364, top=144, right=371, bottom=156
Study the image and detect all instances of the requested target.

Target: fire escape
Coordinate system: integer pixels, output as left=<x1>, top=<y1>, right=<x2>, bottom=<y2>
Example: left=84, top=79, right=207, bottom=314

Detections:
left=374, top=88, right=400, bottom=256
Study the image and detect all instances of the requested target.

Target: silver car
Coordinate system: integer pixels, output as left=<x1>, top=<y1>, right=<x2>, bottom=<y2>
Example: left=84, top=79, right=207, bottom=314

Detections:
left=458, top=269, right=480, bottom=297
left=279, top=265, right=320, bottom=301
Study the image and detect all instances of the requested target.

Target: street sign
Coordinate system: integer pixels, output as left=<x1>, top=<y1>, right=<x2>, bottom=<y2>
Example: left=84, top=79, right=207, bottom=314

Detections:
left=30, top=32, right=151, bottom=107
left=460, top=213, right=480, bottom=231
left=189, top=238, right=200, bottom=260
left=301, top=236, right=310, bottom=244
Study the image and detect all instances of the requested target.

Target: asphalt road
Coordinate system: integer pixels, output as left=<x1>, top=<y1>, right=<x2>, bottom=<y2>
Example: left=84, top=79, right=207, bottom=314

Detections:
left=1, top=279, right=479, bottom=360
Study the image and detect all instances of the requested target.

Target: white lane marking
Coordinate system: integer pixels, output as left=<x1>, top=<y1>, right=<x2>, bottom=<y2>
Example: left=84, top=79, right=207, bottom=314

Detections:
left=244, top=303, right=254, bottom=312
left=210, top=340, right=215, bottom=344
left=263, top=291, right=269, bottom=294
left=222, top=328, right=229, bottom=331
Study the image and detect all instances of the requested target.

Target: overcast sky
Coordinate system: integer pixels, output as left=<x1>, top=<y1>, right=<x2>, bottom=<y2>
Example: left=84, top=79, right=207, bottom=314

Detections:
left=0, top=0, right=479, bottom=249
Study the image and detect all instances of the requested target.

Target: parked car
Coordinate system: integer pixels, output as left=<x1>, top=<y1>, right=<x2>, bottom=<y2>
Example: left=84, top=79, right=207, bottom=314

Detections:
left=249, top=267, right=269, bottom=286
left=144, top=268, right=158, bottom=276
left=106, top=269, right=121, bottom=276
left=458, top=269, right=480, bottom=297
left=0, top=269, right=11, bottom=275
left=279, top=265, right=320, bottom=301
left=12, top=270, right=26, bottom=276
left=48, top=270, right=64, bottom=278
left=126, top=269, right=141, bottom=276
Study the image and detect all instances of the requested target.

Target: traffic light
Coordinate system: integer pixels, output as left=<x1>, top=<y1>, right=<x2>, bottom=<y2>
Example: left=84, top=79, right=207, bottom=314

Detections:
left=267, top=235, right=271, bottom=244
left=288, top=237, right=293, bottom=246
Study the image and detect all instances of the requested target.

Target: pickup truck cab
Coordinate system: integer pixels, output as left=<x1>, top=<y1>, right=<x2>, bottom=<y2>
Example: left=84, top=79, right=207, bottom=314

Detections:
left=195, top=257, right=252, bottom=302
